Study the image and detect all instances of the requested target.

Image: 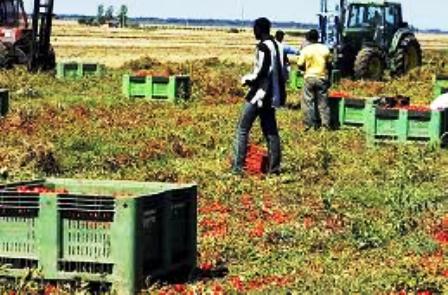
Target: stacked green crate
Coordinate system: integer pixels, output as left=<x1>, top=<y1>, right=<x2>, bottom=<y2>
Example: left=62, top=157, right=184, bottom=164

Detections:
left=56, top=62, right=78, bottom=79
left=434, top=74, right=448, bottom=97
left=56, top=63, right=105, bottom=79
left=0, top=178, right=197, bottom=295
left=365, top=107, right=448, bottom=146
left=0, top=89, right=9, bottom=116
left=80, top=63, right=105, bottom=77
left=122, top=75, right=191, bottom=103
left=330, top=97, right=378, bottom=128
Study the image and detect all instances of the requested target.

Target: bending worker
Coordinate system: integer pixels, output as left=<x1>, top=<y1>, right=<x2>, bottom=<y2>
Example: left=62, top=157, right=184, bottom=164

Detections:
left=297, top=29, right=332, bottom=130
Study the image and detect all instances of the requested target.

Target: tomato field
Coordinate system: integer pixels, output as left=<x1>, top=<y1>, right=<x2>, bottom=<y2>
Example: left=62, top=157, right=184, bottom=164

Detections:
left=0, top=23, right=448, bottom=294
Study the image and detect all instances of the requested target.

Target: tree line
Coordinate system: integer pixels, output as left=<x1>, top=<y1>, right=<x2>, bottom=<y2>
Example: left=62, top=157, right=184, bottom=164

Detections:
left=78, top=4, right=128, bottom=27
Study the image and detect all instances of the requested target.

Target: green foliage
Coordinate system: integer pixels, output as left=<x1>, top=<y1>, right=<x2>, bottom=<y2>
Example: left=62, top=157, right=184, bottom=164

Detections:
left=105, top=6, right=114, bottom=21
left=97, top=4, right=105, bottom=25
left=118, top=5, right=128, bottom=28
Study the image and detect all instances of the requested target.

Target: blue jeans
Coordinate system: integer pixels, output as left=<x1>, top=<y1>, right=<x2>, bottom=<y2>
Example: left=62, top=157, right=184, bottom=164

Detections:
left=233, top=102, right=281, bottom=174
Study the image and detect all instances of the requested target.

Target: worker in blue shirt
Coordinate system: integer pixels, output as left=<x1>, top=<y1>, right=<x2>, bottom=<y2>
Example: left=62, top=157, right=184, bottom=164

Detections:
left=275, top=30, right=300, bottom=87
left=275, top=30, right=300, bottom=55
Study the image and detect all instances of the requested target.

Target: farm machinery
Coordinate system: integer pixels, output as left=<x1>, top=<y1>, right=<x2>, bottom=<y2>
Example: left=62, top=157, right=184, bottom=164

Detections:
left=0, top=0, right=55, bottom=71
left=319, top=0, right=422, bottom=80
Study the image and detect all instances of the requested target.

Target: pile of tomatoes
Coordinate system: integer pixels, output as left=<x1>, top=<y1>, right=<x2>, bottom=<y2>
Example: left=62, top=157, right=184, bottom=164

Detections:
left=329, top=90, right=352, bottom=99
left=16, top=186, right=68, bottom=194
left=134, top=69, right=172, bottom=78
left=388, top=105, right=431, bottom=112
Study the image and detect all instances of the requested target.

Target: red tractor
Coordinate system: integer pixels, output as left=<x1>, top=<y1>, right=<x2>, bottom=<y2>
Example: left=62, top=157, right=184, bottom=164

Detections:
left=0, top=0, right=55, bottom=71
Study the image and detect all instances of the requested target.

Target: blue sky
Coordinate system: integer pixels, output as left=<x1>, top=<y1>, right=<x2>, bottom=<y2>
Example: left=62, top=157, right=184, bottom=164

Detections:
left=24, top=0, right=447, bottom=30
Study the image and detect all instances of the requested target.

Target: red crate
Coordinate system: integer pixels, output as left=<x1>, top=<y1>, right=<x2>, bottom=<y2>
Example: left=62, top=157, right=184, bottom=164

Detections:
left=245, top=145, right=268, bottom=175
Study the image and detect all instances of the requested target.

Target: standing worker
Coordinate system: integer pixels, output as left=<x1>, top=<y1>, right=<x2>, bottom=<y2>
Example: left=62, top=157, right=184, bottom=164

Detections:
left=275, top=29, right=299, bottom=82
left=297, top=29, right=332, bottom=130
left=275, top=30, right=300, bottom=56
left=232, top=17, right=287, bottom=175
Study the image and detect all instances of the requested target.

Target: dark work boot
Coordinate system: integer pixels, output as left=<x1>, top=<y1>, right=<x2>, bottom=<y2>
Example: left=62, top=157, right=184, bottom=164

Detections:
left=267, top=135, right=281, bottom=175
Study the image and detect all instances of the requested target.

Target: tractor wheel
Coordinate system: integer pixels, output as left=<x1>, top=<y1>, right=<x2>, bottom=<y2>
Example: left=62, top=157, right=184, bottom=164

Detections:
left=14, top=46, right=28, bottom=64
left=40, top=46, right=56, bottom=71
left=46, top=46, right=56, bottom=70
left=27, top=46, right=56, bottom=72
left=390, top=35, right=422, bottom=76
left=354, top=47, right=385, bottom=80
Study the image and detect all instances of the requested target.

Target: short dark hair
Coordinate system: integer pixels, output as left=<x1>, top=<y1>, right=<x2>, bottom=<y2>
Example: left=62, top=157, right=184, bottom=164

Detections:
left=275, top=30, right=285, bottom=41
left=254, top=17, right=271, bottom=35
left=306, top=29, right=319, bottom=43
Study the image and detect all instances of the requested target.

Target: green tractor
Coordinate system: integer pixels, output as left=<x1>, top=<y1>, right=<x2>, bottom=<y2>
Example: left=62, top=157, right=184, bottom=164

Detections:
left=320, top=0, right=422, bottom=80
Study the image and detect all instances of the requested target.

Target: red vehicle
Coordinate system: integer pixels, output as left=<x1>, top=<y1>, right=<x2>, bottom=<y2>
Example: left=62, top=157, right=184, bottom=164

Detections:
left=0, top=0, right=55, bottom=71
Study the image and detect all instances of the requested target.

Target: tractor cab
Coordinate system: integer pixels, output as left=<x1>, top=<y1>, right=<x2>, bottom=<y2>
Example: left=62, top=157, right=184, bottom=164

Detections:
left=0, top=0, right=55, bottom=71
left=0, top=0, right=27, bottom=26
left=0, top=0, right=28, bottom=44
left=319, top=0, right=421, bottom=80
left=344, top=1, right=403, bottom=49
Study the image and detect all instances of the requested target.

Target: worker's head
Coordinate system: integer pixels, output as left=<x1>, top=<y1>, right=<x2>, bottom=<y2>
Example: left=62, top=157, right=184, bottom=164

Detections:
left=306, top=29, right=319, bottom=44
left=253, top=17, right=271, bottom=40
left=275, top=30, right=285, bottom=43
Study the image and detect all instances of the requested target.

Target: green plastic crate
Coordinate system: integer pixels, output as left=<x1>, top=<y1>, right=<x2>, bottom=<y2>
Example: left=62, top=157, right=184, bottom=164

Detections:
left=434, top=74, right=448, bottom=97
left=328, top=97, right=378, bottom=129
left=290, top=69, right=340, bottom=91
left=365, top=107, right=448, bottom=146
left=122, top=75, right=191, bottom=103
left=289, top=69, right=304, bottom=90
left=0, top=89, right=9, bottom=117
left=56, top=63, right=105, bottom=79
left=0, top=178, right=197, bottom=295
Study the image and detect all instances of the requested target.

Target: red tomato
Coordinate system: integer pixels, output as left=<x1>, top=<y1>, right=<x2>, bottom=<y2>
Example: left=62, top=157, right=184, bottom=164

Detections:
left=213, top=283, right=224, bottom=294
left=250, top=221, right=265, bottom=238
left=173, top=284, right=186, bottom=293
left=200, top=262, right=213, bottom=271
left=230, top=276, right=245, bottom=291
left=435, top=231, right=448, bottom=244
left=55, top=188, right=69, bottom=194
left=44, top=284, right=57, bottom=295
left=441, top=215, right=448, bottom=230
